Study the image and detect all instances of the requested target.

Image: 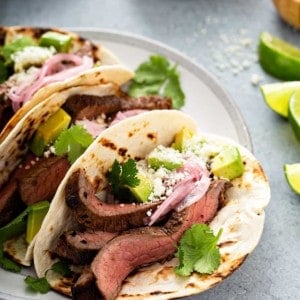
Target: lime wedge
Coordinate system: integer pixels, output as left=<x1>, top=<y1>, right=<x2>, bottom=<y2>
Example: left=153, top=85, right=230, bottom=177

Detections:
left=260, top=82, right=300, bottom=118
left=288, top=90, right=300, bottom=140
left=284, top=163, right=300, bottom=194
left=258, top=32, right=300, bottom=80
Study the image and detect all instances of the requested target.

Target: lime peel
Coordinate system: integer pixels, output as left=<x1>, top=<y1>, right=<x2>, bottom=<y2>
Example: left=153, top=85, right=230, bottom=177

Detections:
left=260, top=82, right=300, bottom=118
left=284, top=163, right=300, bottom=194
left=259, top=32, right=300, bottom=80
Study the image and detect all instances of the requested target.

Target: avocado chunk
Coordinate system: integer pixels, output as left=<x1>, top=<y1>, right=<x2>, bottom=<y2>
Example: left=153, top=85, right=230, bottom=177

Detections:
left=128, top=173, right=153, bottom=203
left=39, top=31, right=72, bottom=52
left=30, top=108, right=71, bottom=156
left=211, top=146, right=244, bottom=180
left=26, top=201, right=50, bottom=243
left=173, top=127, right=194, bottom=152
left=148, top=146, right=183, bottom=171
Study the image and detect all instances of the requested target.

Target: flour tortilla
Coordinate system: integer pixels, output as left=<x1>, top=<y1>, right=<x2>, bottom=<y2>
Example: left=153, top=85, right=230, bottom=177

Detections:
left=0, top=64, right=133, bottom=188
left=0, top=26, right=120, bottom=143
left=0, top=65, right=133, bottom=266
left=33, top=110, right=270, bottom=299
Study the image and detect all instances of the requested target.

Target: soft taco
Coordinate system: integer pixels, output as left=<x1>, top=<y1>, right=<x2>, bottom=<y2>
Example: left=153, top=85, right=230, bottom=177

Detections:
left=0, top=64, right=174, bottom=267
left=33, top=110, right=270, bottom=299
left=0, top=26, right=120, bottom=142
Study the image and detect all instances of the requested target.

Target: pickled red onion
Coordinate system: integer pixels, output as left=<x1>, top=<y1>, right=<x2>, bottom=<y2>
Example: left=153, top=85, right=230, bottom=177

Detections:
left=9, top=54, right=93, bottom=111
left=148, top=160, right=210, bottom=226
left=76, top=119, right=107, bottom=138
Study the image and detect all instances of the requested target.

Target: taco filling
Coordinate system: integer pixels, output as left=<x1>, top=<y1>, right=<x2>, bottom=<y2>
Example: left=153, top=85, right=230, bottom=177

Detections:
left=0, top=26, right=119, bottom=138
left=0, top=91, right=171, bottom=266
left=46, top=126, right=245, bottom=299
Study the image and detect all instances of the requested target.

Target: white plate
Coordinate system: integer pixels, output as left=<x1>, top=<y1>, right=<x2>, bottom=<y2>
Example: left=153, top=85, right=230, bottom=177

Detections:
left=0, top=29, right=252, bottom=300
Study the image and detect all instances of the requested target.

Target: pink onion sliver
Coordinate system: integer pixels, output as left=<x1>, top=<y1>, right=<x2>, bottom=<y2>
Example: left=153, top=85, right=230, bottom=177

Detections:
left=9, top=54, right=93, bottom=112
left=175, top=174, right=211, bottom=212
left=76, top=119, right=107, bottom=138
left=110, top=109, right=148, bottom=126
left=148, top=177, right=196, bottom=226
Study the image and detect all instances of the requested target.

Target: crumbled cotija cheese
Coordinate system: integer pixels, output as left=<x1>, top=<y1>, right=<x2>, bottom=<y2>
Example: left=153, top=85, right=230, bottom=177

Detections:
left=12, top=46, right=56, bottom=72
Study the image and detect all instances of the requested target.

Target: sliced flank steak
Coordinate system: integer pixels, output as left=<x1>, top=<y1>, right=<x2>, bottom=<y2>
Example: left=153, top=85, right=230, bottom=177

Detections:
left=91, top=180, right=231, bottom=300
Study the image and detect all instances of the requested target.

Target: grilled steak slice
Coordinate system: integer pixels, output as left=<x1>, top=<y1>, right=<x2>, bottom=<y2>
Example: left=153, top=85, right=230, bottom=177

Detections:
left=91, top=180, right=230, bottom=300
left=72, top=268, right=100, bottom=300
left=63, top=94, right=172, bottom=121
left=0, top=180, right=25, bottom=227
left=64, top=95, right=122, bottom=120
left=120, top=95, right=172, bottom=111
left=65, top=170, right=162, bottom=232
left=54, top=230, right=118, bottom=264
left=17, top=156, right=70, bottom=205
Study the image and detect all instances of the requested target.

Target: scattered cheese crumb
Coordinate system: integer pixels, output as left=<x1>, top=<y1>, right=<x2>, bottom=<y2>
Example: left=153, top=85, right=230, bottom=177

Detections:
left=12, top=46, right=56, bottom=72
left=250, top=74, right=263, bottom=86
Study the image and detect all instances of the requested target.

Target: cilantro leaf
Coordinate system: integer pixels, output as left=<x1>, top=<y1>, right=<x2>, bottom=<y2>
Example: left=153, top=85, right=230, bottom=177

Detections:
left=1, top=37, right=36, bottom=66
left=0, top=247, right=21, bottom=272
left=50, top=261, right=72, bottom=277
left=175, top=224, right=222, bottom=276
left=54, top=125, right=93, bottom=164
left=108, top=159, right=140, bottom=195
left=0, top=61, right=8, bottom=83
left=128, top=54, right=185, bottom=109
left=164, top=70, right=185, bottom=109
left=134, top=55, right=170, bottom=84
left=128, top=81, right=162, bottom=98
left=24, top=276, right=51, bottom=293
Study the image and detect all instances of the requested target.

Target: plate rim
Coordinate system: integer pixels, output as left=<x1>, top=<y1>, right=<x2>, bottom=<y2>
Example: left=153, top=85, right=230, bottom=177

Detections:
left=70, top=27, right=252, bottom=150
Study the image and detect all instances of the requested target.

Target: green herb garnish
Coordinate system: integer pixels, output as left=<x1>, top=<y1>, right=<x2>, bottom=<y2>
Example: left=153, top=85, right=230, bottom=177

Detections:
left=0, top=247, right=21, bottom=272
left=175, top=224, right=222, bottom=276
left=24, top=276, right=51, bottom=293
left=24, top=260, right=71, bottom=294
left=1, top=37, right=36, bottom=66
left=128, top=54, right=185, bottom=109
left=54, top=124, right=93, bottom=164
left=0, top=61, right=8, bottom=83
left=50, top=261, right=72, bottom=277
left=108, top=159, right=140, bottom=195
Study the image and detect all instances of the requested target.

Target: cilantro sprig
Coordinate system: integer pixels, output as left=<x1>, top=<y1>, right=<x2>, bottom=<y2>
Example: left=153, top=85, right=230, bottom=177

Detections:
left=175, top=224, right=222, bottom=276
left=128, top=55, right=185, bottom=109
left=54, top=124, right=93, bottom=164
left=24, top=261, right=72, bottom=293
left=108, top=159, right=140, bottom=196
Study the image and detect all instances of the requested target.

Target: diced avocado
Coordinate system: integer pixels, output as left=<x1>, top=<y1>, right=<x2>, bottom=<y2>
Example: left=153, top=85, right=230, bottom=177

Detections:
left=128, top=173, right=153, bottom=203
left=39, top=31, right=72, bottom=52
left=211, top=146, right=244, bottom=180
left=173, top=127, right=194, bottom=152
left=26, top=201, right=50, bottom=243
left=30, top=108, right=71, bottom=156
left=148, top=146, right=183, bottom=171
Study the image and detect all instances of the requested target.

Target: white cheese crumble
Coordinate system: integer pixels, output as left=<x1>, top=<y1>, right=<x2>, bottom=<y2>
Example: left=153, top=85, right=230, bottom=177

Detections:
left=12, top=46, right=56, bottom=72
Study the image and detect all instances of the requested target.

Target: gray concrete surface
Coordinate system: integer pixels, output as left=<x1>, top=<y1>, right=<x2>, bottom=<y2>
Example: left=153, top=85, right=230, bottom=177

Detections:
left=1, top=0, right=300, bottom=299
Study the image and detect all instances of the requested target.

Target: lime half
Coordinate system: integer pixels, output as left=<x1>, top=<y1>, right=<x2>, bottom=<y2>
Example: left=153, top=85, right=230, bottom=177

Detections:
left=259, top=32, right=300, bottom=80
left=260, top=82, right=300, bottom=118
left=288, top=90, right=300, bottom=140
left=284, top=163, right=300, bottom=194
